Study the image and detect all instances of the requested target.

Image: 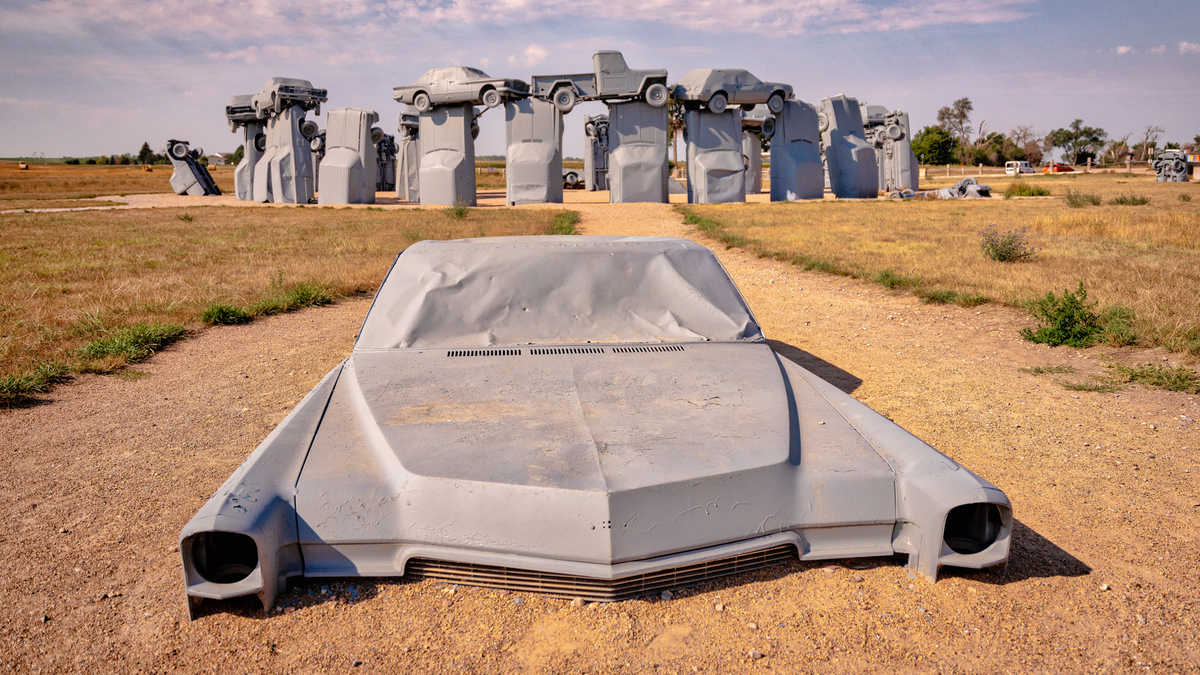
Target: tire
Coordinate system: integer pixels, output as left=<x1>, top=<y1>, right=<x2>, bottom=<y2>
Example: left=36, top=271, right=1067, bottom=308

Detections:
left=310, top=137, right=323, bottom=153
left=253, top=133, right=266, bottom=153
left=817, top=112, right=829, bottom=133
left=584, top=121, right=596, bottom=137
left=644, top=83, right=668, bottom=107
left=371, top=127, right=385, bottom=144
left=887, top=124, right=903, bottom=140
left=767, top=92, right=785, bottom=114
left=707, top=92, right=727, bottom=114
left=300, top=120, right=319, bottom=139
left=413, top=92, right=432, bottom=113
left=566, top=172, right=578, bottom=187
left=169, top=142, right=189, bottom=160
left=552, top=87, right=576, bottom=114
left=761, top=116, right=776, bottom=139
left=481, top=88, right=501, bottom=108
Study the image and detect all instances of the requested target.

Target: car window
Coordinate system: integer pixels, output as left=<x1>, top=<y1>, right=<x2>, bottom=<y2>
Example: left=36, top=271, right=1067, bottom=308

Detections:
left=461, top=67, right=489, bottom=79
left=357, top=238, right=763, bottom=348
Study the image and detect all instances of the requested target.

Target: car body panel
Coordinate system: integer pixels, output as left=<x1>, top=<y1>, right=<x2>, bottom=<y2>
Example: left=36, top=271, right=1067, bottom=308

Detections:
left=394, top=67, right=529, bottom=107
left=671, top=69, right=793, bottom=106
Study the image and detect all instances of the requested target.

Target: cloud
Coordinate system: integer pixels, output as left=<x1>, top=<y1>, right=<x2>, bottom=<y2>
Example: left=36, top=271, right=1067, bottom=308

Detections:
left=1180, top=41, right=1200, bottom=55
left=1115, top=45, right=1134, bottom=56
left=1148, top=44, right=1167, bottom=56
left=508, top=43, right=549, bottom=67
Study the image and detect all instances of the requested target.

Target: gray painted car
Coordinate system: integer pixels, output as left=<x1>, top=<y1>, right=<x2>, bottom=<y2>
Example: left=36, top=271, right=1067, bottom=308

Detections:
left=249, top=77, right=327, bottom=117
left=532, top=50, right=669, bottom=114
left=671, top=69, right=793, bottom=115
left=180, top=236, right=1012, bottom=617
left=393, top=67, right=529, bottom=112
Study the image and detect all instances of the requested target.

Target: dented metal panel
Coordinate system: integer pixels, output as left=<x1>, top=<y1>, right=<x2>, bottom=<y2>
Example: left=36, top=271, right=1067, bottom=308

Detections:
left=606, top=101, right=668, bottom=203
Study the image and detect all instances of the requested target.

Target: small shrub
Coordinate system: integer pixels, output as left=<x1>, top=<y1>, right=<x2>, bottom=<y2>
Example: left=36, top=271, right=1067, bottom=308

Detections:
left=1020, top=364, right=1076, bottom=375
left=78, top=322, right=187, bottom=363
left=1064, top=190, right=1101, bottom=208
left=176, top=213, right=194, bottom=222
left=1004, top=182, right=1051, bottom=199
left=1109, top=363, right=1200, bottom=394
left=1108, top=193, right=1150, bottom=206
left=1099, top=305, right=1138, bottom=346
left=1020, top=282, right=1102, bottom=348
left=202, top=303, right=252, bottom=326
left=1180, top=194, right=1192, bottom=202
left=549, top=211, right=580, bottom=235
left=980, top=225, right=1036, bottom=262
left=874, top=270, right=921, bottom=290
left=917, top=288, right=957, bottom=304
left=446, top=205, right=469, bottom=219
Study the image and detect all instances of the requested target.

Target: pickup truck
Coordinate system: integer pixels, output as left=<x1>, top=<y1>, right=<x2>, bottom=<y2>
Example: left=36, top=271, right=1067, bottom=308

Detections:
left=531, top=50, right=668, bottom=113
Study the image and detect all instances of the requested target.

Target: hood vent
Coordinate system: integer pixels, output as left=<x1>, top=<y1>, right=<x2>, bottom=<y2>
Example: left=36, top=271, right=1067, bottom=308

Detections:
left=446, top=349, right=522, bottom=357
left=529, top=346, right=606, bottom=356
left=611, top=345, right=686, bottom=353
left=406, top=544, right=795, bottom=601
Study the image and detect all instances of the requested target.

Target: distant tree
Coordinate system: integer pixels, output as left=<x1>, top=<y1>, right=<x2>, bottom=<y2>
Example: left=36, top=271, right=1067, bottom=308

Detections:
left=1187, top=135, right=1200, bottom=152
left=667, top=96, right=686, bottom=172
left=1008, top=125, right=1042, bottom=163
left=137, top=142, right=154, bottom=164
left=1134, top=125, right=1165, bottom=161
left=1164, top=141, right=1181, bottom=150
left=936, top=97, right=974, bottom=163
left=969, top=131, right=1012, bottom=165
left=911, top=125, right=957, bottom=164
left=1044, top=119, right=1106, bottom=164
left=1102, top=134, right=1132, bottom=164
left=230, top=144, right=245, bottom=166
left=85, top=158, right=96, bottom=165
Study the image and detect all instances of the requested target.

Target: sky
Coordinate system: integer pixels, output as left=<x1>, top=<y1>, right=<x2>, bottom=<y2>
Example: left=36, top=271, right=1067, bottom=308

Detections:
left=1, top=0, right=1198, bottom=159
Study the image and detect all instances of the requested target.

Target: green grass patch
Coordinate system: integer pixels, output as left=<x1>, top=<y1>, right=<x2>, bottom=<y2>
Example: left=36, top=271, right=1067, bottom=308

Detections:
left=1099, top=305, right=1138, bottom=346
left=78, top=322, right=187, bottom=363
left=0, top=362, right=71, bottom=404
left=1064, top=189, right=1101, bottom=207
left=1108, top=193, right=1151, bottom=206
left=874, top=269, right=922, bottom=290
left=1020, top=364, right=1076, bottom=375
left=446, top=205, right=469, bottom=219
left=1109, top=363, right=1200, bottom=394
left=549, top=210, right=580, bottom=235
left=176, top=213, right=194, bottom=222
left=249, top=282, right=335, bottom=317
left=1060, top=379, right=1120, bottom=393
left=202, top=303, right=253, bottom=326
left=1004, top=182, right=1051, bottom=198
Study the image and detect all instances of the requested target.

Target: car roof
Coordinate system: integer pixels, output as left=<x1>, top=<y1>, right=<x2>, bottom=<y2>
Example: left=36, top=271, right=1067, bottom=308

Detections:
left=357, top=236, right=763, bottom=349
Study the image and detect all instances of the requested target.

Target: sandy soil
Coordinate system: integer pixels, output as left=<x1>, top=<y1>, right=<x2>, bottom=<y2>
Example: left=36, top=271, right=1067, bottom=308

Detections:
left=1, top=202, right=1198, bottom=671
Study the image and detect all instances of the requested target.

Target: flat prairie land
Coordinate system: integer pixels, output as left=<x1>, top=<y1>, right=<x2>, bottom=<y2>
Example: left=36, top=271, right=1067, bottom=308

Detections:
left=0, top=206, right=577, bottom=399
left=684, top=173, right=1200, bottom=355
left=0, top=163, right=235, bottom=206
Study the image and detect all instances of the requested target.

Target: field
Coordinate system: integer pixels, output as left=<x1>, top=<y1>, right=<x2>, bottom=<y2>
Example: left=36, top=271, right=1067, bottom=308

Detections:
left=683, top=173, right=1200, bottom=355
left=0, top=205, right=578, bottom=401
left=0, top=162, right=235, bottom=207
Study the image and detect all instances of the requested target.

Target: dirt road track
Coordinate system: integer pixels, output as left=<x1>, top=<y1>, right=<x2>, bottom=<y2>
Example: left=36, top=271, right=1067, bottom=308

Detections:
left=1, top=203, right=1197, bottom=671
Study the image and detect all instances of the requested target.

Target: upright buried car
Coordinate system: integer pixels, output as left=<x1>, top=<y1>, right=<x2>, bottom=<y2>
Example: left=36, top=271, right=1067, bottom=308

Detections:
left=181, top=236, right=1011, bottom=617
left=393, top=67, right=529, bottom=112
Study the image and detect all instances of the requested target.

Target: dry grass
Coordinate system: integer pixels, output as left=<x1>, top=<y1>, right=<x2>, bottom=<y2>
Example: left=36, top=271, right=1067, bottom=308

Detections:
left=0, top=163, right=235, bottom=205
left=1, top=199, right=127, bottom=211
left=683, top=174, right=1200, bottom=355
left=0, top=205, right=576, bottom=399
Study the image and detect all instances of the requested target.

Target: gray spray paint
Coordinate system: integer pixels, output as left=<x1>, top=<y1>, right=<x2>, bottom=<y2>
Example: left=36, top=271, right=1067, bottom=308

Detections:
left=684, top=108, right=745, bottom=204
left=606, top=101, right=668, bottom=203
left=376, top=133, right=397, bottom=192
left=225, top=95, right=263, bottom=200
left=318, top=108, right=380, bottom=204
left=819, top=94, right=879, bottom=198
left=769, top=100, right=823, bottom=201
left=178, top=236, right=1013, bottom=617
left=584, top=115, right=609, bottom=191
left=166, top=139, right=220, bottom=196
left=249, top=78, right=326, bottom=204
left=743, top=131, right=763, bottom=194
left=417, top=103, right=476, bottom=206
left=1153, top=150, right=1192, bottom=182
left=505, top=97, right=564, bottom=205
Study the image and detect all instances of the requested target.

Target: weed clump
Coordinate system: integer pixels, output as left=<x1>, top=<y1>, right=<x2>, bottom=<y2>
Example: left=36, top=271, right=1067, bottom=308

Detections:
left=78, top=323, right=187, bottom=363
left=549, top=211, right=580, bottom=235
left=1064, top=190, right=1101, bottom=207
left=202, top=304, right=252, bottom=326
left=1099, top=305, right=1138, bottom=346
left=874, top=270, right=921, bottom=290
left=980, top=225, right=1036, bottom=262
left=1003, top=182, right=1050, bottom=199
left=250, top=282, right=334, bottom=316
left=1109, top=363, right=1200, bottom=393
left=1020, top=364, right=1076, bottom=375
left=0, top=362, right=71, bottom=404
left=1108, top=193, right=1150, bottom=206
left=177, top=213, right=194, bottom=222
left=1021, top=282, right=1101, bottom=347
left=1180, top=194, right=1192, bottom=202
left=446, top=205, right=469, bottom=219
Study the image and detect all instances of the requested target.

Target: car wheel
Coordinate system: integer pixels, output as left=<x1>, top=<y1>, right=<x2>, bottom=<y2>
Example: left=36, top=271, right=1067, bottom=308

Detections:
left=553, top=87, right=576, bottom=114
left=481, top=88, right=502, bottom=108
left=761, top=116, right=776, bottom=139
left=707, top=92, right=727, bottom=114
left=584, top=121, right=596, bottom=136
left=413, top=92, right=432, bottom=113
left=566, top=172, right=578, bottom=185
left=817, top=112, right=829, bottom=133
left=767, top=92, right=785, bottom=114
left=887, top=124, right=904, bottom=140
left=253, top=133, right=266, bottom=153
left=300, top=120, right=319, bottom=139
left=644, top=83, right=668, bottom=107
left=310, top=136, right=323, bottom=153
left=169, top=142, right=189, bottom=160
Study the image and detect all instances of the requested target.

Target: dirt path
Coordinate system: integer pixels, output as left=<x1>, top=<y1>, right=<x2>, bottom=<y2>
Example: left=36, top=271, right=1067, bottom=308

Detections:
left=1, top=204, right=1197, bottom=671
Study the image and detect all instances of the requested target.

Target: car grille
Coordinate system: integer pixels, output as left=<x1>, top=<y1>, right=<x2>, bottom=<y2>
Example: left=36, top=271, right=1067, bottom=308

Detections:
left=405, top=544, right=796, bottom=601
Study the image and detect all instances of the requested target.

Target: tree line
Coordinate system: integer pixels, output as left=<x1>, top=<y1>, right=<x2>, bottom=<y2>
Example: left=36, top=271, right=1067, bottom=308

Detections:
left=63, top=142, right=228, bottom=166
left=911, top=97, right=1199, bottom=166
